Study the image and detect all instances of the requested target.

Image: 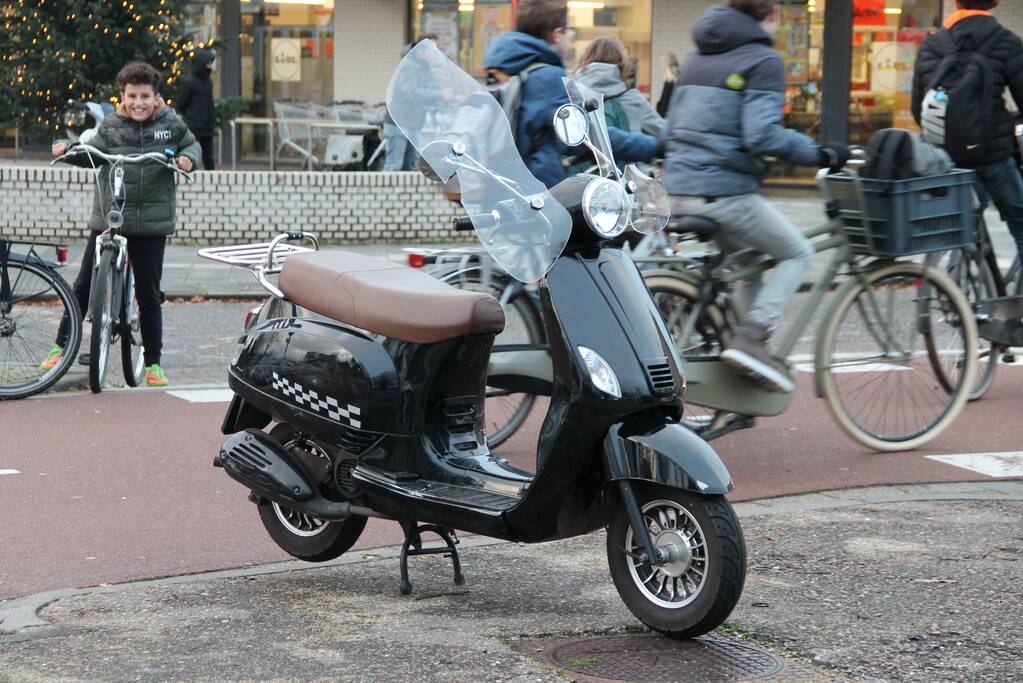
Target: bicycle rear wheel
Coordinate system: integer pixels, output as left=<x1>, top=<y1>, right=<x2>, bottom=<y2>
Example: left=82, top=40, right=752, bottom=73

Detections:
left=924, top=248, right=1000, bottom=400
left=644, top=274, right=731, bottom=436
left=88, top=249, right=116, bottom=394
left=120, top=265, right=145, bottom=386
left=817, top=262, right=977, bottom=452
left=0, top=261, right=82, bottom=399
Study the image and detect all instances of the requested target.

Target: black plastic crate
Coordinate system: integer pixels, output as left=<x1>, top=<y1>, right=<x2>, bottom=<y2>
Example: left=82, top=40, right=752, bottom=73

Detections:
left=824, top=170, right=975, bottom=257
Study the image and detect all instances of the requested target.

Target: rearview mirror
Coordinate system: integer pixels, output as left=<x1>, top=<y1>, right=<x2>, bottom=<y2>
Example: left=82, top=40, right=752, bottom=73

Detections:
left=553, top=104, right=588, bottom=147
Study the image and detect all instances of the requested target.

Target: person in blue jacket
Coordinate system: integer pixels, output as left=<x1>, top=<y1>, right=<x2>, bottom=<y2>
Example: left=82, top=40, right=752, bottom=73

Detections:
left=483, top=0, right=658, bottom=188
left=664, top=0, right=849, bottom=394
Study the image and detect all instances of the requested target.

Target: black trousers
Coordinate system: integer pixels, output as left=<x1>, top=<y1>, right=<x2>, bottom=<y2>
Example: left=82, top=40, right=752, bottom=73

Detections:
left=57, top=232, right=166, bottom=367
left=198, top=135, right=215, bottom=171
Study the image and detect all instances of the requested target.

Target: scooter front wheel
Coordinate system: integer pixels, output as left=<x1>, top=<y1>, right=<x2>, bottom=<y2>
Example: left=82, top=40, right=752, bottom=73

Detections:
left=607, top=484, right=746, bottom=639
left=256, top=424, right=367, bottom=562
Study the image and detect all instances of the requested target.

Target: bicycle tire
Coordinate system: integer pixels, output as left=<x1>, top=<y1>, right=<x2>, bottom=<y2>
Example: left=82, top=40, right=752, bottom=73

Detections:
left=88, top=249, right=115, bottom=394
left=438, top=269, right=543, bottom=448
left=817, top=262, right=977, bottom=452
left=0, top=261, right=83, bottom=400
left=120, top=264, right=145, bottom=386
left=643, top=274, right=731, bottom=437
left=924, top=248, right=1000, bottom=401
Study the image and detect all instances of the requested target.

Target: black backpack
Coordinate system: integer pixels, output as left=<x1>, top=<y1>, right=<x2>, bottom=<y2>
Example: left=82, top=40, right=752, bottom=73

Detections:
left=860, top=128, right=953, bottom=181
left=920, top=29, right=1001, bottom=165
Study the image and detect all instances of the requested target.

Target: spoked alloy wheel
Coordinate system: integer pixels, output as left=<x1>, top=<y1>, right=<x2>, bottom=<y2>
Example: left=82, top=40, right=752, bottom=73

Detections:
left=644, top=275, right=731, bottom=435
left=607, top=485, right=746, bottom=639
left=88, top=250, right=116, bottom=394
left=120, top=266, right=145, bottom=386
left=256, top=424, right=367, bottom=562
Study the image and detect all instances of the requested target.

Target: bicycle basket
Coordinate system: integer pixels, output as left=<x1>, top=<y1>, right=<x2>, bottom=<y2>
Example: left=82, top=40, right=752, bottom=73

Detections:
left=825, top=170, right=976, bottom=257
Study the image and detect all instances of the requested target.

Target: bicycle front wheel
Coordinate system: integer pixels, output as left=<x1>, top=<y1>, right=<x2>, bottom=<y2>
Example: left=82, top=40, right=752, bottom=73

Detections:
left=120, top=265, right=145, bottom=386
left=0, top=261, right=82, bottom=399
left=817, top=262, right=977, bottom=452
left=924, top=248, right=1000, bottom=400
left=88, top=249, right=116, bottom=394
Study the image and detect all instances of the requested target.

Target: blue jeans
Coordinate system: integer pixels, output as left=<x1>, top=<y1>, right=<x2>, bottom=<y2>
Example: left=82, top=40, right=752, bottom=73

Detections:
left=972, top=156, right=1023, bottom=263
left=382, top=122, right=417, bottom=172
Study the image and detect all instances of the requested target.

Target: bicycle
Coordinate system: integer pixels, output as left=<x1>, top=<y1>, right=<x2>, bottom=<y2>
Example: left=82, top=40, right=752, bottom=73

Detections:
left=53, top=143, right=192, bottom=393
left=0, top=239, right=83, bottom=399
left=639, top=165, right=979, bottom=452
left=405, top=245, right=545, bottom=448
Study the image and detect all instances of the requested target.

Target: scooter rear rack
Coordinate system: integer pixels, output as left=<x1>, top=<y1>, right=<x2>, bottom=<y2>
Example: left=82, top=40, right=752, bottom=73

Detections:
left=198, top=231, right=319, bottom=298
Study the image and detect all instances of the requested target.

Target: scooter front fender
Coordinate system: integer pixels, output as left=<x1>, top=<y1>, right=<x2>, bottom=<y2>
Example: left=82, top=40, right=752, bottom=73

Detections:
left=603, top=417, right=733, bottom=495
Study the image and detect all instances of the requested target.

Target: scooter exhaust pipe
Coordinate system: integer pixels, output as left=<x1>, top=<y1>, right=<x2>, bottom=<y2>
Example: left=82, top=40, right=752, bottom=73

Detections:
left=214, top=428, right=388, bottom=521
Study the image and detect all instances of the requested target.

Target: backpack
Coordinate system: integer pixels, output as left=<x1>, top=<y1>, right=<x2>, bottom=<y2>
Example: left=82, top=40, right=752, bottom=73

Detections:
left=861, top=128, right=953, bottom=181
left=920, top=29, right=1001, bottom=165
left=487, top=63, right=547, bottom=153
left=603, top=93, right=630, bottom=133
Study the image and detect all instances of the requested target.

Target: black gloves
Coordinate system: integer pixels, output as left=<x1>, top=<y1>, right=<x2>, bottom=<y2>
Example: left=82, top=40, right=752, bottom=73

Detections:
left=818, top=143, right=852, bottom=172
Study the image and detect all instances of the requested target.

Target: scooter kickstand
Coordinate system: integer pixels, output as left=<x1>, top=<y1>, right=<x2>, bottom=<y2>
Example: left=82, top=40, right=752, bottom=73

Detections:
left=398, top=522, right=465, bottom=595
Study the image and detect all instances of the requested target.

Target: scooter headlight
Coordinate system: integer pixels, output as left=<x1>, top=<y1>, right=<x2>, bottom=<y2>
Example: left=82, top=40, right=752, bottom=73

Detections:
left=578, top=345, right=622, bottom=398
left=583, top=178, right=630, bottom=239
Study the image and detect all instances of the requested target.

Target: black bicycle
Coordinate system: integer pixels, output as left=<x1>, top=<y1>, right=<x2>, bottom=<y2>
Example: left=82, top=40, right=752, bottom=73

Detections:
left=53, top=143, right=191, bottom=393
left=0, top=239, right=82, bottom=399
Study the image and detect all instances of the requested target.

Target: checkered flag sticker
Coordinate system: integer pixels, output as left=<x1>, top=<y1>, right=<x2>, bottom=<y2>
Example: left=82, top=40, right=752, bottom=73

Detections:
left=271, top=372, right=362, bottom=429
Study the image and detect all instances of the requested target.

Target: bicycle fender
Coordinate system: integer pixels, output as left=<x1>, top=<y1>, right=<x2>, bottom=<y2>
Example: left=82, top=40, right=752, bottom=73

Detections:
left=5, top=251, right=61, bottom=270
left=603, top=417, right=732, bottom=495
left=640, top=267, right=700, bottom=285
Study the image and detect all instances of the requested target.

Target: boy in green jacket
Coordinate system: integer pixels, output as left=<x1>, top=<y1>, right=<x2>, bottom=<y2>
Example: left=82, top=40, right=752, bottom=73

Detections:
left=46, top=62, right=200, bottom=387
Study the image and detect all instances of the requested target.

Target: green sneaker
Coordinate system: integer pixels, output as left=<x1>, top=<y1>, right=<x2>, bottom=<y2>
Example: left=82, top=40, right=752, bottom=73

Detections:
left=41, top=345, right=63, bottom=371
left=145, top=364, right=169, bottom=387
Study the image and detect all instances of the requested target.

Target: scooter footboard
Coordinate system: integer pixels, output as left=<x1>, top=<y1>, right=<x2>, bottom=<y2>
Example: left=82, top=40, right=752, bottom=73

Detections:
left=603, top=418, right=733, bottom=495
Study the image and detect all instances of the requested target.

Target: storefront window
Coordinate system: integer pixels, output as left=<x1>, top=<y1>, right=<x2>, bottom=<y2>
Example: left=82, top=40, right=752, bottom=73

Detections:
left=775, top=0, right=825, bottom=140
left=411, top=0, right=653, bottom=94
left=848, top=0, right=942, bottom=144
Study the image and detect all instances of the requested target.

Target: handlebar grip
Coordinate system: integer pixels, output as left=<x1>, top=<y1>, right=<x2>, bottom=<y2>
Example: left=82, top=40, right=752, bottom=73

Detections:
left=286, top=231, right=306, bottom=241
left=452, top=216, right=475, bottom=232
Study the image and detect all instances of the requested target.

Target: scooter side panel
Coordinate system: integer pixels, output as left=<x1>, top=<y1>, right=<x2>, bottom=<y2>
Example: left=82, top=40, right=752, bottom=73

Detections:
left=231, top=317, right=404, bottom=435
left=603, top=418, right=733, bottom=495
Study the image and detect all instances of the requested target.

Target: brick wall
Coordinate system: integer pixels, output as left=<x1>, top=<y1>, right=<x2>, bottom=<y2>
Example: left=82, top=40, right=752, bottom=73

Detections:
left=0, top=167, right=465, bottom=245
left=333, top=0, right=407, bottom=106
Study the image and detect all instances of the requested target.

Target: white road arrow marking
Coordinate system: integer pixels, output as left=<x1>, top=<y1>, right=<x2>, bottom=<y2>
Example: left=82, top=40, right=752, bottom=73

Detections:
left=926, top=452, right=1023, bottom=478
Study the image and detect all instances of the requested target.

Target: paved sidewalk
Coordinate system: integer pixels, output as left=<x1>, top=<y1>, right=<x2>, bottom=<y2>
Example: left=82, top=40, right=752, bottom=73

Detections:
left=38, top=194, right=1018, bottom=299
left=2, top=481, right=1020, bottom=682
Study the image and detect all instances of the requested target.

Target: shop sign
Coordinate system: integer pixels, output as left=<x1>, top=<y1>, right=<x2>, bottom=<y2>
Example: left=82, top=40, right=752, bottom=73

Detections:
left=853, top=0, right=887, bottom=26
left=271, top=38, right=302, bottom=82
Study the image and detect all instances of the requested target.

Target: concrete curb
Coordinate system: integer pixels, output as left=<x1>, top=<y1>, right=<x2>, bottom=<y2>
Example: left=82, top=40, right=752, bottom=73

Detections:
left=3, top=480, right=1021, bottom=638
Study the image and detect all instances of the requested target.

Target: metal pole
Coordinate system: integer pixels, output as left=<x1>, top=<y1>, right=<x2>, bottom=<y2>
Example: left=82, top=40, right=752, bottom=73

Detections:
left=820, top=0, right=853, bottom=145
left=219, top=0, right=242, bottom=166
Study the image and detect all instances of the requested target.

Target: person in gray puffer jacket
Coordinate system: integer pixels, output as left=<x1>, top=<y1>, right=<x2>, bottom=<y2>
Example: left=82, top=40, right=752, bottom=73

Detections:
left=663, top=0, right=849, bottom=394
left=574, top=36, right=664, bottom=138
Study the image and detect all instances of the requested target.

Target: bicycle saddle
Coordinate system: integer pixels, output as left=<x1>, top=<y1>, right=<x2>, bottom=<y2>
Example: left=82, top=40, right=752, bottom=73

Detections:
left=279, top=251, right=505, bottom=344
left=666, top=215, right=721, bottom=237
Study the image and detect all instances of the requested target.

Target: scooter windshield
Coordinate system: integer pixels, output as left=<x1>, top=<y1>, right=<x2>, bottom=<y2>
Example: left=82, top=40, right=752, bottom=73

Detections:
left=386, top=40, right=571, bottom=284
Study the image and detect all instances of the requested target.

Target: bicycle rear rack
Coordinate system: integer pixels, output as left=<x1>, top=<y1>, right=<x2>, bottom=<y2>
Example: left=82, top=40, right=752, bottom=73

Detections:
left=198, top=232, right=319, bottom=298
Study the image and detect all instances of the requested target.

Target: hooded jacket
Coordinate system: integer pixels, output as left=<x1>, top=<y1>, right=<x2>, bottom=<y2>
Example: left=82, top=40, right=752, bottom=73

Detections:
left=663, top=5, right=819, bottom=197
left=912, top=11, right=1023, bottom=167
left=176, top=49, right=217, bottom=138
left=574, top=62, right=665, bottom=138
left=63, top=107, right=200, bottom=237
left=484, top=31, right=658, bottom=188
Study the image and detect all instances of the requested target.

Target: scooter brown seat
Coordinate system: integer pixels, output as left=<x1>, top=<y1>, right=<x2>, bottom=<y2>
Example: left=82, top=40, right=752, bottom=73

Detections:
left=279, top=250, right=505, bottom=344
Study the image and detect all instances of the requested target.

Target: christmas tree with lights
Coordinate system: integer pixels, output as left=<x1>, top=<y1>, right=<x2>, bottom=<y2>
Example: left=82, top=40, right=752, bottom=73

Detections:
left=0, top=0, right=214, bottom=139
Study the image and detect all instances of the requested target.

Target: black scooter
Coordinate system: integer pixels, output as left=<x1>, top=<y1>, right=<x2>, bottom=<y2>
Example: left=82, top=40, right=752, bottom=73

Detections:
left=203, top=41, right=746, bottom=638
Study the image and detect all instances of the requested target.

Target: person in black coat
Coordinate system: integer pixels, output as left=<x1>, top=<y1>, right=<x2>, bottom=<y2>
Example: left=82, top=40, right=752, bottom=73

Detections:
left=912, top=0, right=1023, bottom=263
left=176, top=49, right=217, bottom=170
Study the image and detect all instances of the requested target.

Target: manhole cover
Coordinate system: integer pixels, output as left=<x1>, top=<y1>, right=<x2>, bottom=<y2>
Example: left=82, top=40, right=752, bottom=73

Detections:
left=532, top=634, right=786, bottom=682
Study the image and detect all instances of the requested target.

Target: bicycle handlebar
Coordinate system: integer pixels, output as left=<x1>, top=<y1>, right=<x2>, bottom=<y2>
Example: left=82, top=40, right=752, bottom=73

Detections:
left=53, top=142, right=193, bottom=179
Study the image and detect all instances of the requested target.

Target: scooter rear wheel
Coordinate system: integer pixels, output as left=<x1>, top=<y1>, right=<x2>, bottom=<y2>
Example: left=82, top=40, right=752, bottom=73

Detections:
left=257, top=424, right=367, bottom=563
left=607, top=484, right=746, bottom=639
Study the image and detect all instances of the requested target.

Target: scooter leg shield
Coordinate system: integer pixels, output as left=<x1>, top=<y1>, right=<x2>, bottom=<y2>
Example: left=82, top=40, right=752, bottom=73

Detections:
left=603, top=419, right=733, bottom=495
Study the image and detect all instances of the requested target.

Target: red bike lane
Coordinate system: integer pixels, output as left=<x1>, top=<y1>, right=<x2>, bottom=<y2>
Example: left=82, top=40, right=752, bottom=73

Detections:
left=1, top=367, right=1020, bottom=601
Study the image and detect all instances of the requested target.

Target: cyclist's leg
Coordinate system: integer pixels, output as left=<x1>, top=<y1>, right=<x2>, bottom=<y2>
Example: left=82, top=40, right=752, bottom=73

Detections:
left=126, top=235, right=166, bottom=368
left=56, top=231, right=99, bottom=349
left=973, top=157, right=1023, bottom=267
